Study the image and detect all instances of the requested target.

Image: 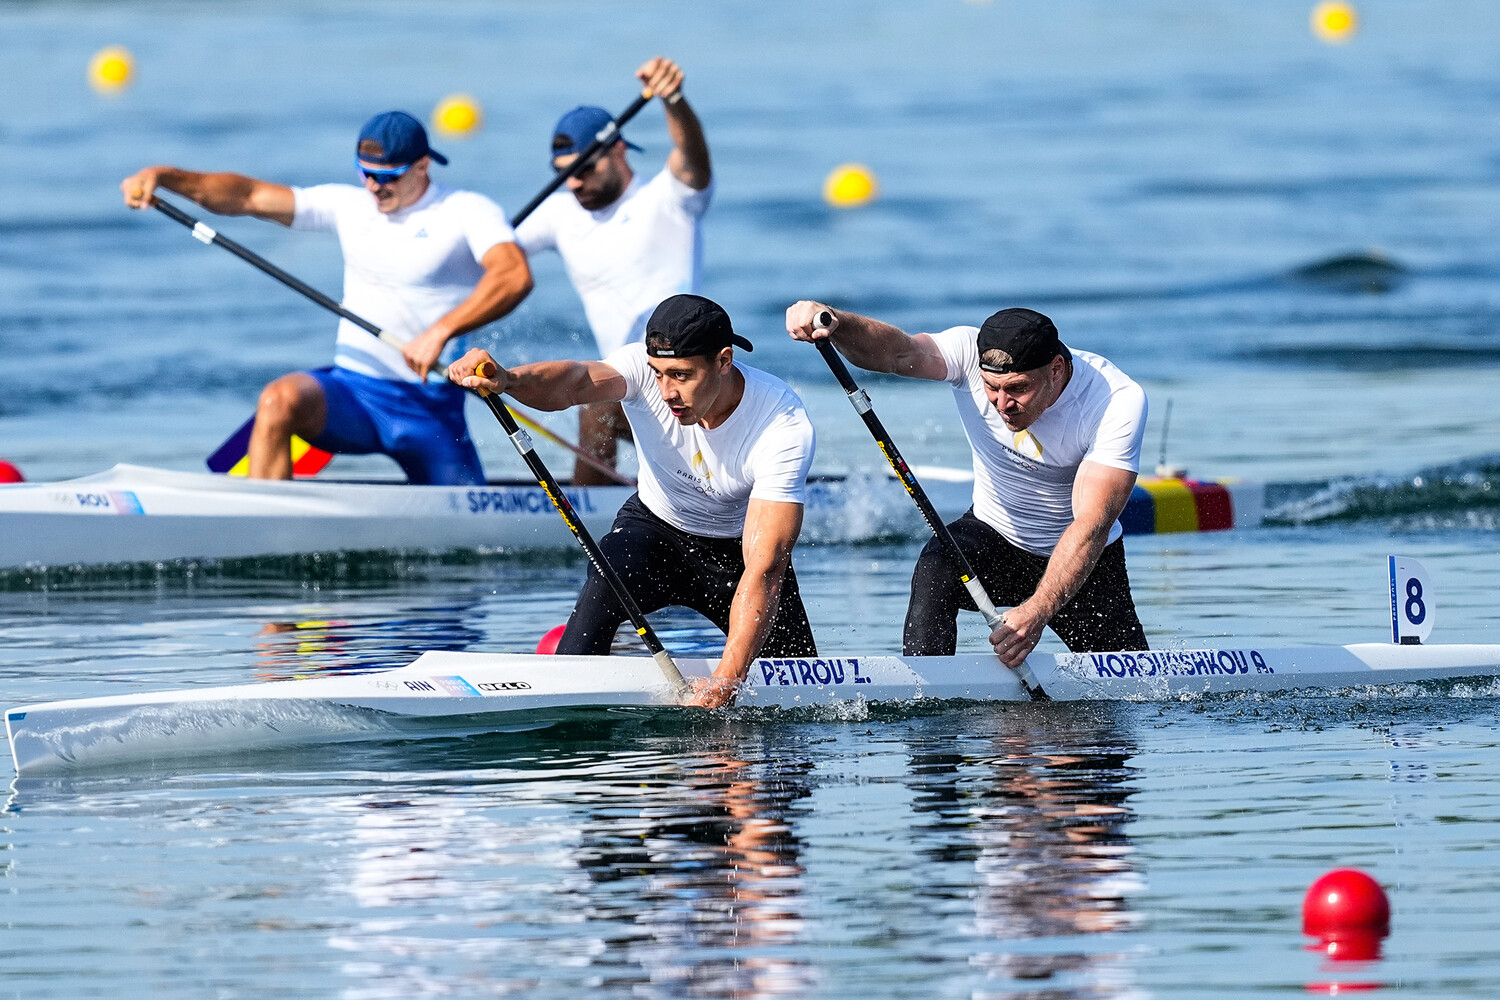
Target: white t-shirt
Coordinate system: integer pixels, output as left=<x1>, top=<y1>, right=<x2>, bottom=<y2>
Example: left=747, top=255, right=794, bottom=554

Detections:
left=929, top=327, right=1148, bottom=556
left=292, top=182, right=516, bottom=383
left=603, top=343, right=814, bottom=538
left=516, top=168, right=713, bottom=358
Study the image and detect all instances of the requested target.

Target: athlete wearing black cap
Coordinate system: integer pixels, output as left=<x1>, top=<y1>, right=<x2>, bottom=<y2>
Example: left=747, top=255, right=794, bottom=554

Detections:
left=122, top=111, right=533, bottom=484
left=786, top=300, right=1149, bottom=668
left=450, top=294, right=816, bottom=708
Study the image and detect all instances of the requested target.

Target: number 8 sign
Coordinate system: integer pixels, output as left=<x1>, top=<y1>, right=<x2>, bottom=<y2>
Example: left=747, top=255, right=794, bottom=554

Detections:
left=1389, top=555, right=1434, bottom=645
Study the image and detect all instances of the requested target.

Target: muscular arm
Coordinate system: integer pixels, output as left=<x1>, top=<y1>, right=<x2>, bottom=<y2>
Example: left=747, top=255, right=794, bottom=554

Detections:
left=636, top=57, right=711, bottom=190
left=987, top=461, right=1139, bottom=667
left=121, top=167, right=294, bottom=226
left=447, top=349, right=625, bottom=411
left=689, top=499, right=804, bottom=708
left=403, top=242, right=535, bottom=378
left=663, top=99, right=711, bottom=190
left=784, top=301, right=947, bottom=380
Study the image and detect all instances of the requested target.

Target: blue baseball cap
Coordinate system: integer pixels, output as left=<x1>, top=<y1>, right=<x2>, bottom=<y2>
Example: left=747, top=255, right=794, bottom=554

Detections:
left=356, top=111, right=448, bottom=167
left=550, top=105, right=642, bottom=158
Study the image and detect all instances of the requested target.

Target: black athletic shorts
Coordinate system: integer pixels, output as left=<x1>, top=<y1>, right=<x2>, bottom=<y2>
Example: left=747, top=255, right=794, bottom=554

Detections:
left=555, top=493, right=818, bottom=657
left=902, top=509, right=1147, bottom=656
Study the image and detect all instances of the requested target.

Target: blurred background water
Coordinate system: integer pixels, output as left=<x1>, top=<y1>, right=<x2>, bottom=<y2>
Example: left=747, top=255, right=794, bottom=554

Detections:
left=4, top=1, right=1500, bottom=997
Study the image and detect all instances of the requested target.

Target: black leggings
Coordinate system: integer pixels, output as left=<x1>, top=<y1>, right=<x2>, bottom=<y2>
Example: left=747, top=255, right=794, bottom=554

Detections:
left=556, top=494, right=818, bottom=657
left=903, top=510, right=1147, bottom=656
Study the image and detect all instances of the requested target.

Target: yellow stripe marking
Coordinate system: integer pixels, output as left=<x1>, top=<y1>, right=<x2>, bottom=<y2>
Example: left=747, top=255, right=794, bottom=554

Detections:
left=1142, top=478, right=1199, bottom=533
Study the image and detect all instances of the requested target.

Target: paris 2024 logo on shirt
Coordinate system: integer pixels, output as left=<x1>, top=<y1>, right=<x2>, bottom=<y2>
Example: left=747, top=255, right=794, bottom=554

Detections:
left=672, top=449, right=723, bottom=498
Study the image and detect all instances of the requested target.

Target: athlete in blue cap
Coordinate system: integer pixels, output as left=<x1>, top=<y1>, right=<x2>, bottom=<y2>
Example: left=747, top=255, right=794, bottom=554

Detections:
left=121, top=111, right=534, bottom=484
left=515, top=57, right=714, bottom=485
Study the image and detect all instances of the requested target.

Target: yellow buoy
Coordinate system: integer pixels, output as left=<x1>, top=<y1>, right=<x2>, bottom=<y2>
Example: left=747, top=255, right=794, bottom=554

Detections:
left=1311, top=1, right=1358, bottom=44
left=88, top=45, right=135, bottom=94
left=823, top=163, right=879, bottom=209
left=433, top=94, right=483, bottom=138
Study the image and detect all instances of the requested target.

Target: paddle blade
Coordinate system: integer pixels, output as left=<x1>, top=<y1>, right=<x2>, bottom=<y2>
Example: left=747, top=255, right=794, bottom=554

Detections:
left=207, top=415, right=332, bottom=477
left=290, top=436, right=333, bottom=476
left=206, top=417, right=255, bottom=473
left=536, top=624, right=567, bottom=655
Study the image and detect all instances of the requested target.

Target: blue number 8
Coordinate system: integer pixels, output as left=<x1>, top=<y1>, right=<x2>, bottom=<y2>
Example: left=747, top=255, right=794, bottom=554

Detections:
left=1404, top=578, right=1426, bottom=625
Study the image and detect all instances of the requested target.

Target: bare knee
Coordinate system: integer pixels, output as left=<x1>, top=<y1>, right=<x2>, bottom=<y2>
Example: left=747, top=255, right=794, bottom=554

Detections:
left=256, top=375, right=324, bottom=436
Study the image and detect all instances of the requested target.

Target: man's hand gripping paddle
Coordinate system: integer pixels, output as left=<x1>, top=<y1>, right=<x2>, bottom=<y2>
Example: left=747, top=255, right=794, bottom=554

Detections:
left=807, top=311, right=1050, bottom=701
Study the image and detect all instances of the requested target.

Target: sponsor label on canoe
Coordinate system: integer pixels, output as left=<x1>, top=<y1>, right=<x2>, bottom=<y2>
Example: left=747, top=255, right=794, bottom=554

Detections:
left=393, top=676, right=482, bottom=696
left=753, top=657, right=872, bottom=687
left=46, top=490, right=145, bottom=515
left=1059, top=649, right=1274, bottom=679
left=465, top=487, right=597, bottom=516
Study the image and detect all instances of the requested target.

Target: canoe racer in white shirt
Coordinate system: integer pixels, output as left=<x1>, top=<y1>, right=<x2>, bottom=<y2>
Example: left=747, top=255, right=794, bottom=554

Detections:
left=451, top=294, right=816, bottom=709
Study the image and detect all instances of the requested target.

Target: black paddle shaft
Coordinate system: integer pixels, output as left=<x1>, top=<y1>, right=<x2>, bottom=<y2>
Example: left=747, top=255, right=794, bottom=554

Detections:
left=150, top=89, right=655, bottom=338
left=507, top=91, right=653, bottom=224
left=151, top=196, right=382, bottom=335
left=474, top=383, right=690, bottom=697
left=811, top=316, right=1051, bottom=701
left=813, top=338, right=966, bottom=566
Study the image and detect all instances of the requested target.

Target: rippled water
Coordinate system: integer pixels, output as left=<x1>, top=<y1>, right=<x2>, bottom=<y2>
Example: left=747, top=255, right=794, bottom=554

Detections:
left=5, top=0, right=1500, bottom=997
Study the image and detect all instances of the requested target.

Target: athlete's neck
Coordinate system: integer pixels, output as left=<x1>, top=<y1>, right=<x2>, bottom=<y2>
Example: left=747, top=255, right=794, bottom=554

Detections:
left=697, top=365, right=745, bottom=430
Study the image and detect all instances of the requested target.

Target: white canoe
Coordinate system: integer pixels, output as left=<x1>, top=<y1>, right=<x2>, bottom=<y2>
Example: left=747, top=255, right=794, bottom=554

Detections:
left=9, top=642, right=1496, bottom=775
left=0, top=463, right=1266, bottom=570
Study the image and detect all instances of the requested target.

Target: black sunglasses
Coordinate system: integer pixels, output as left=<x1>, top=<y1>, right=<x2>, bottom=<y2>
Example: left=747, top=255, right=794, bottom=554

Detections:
left=554, top=153, right=603, bottom=178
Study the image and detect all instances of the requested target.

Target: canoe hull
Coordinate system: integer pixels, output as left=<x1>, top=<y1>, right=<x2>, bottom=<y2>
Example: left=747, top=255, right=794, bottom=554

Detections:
left=0, top=464, right=1266, bottom=570
left=10, top=643, right=1498, bottom=775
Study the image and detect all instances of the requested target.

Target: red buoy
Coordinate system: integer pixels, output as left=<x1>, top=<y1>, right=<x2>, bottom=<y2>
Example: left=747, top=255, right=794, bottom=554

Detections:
left=1303, top=869, right=1390, bottom=938
left=0, top=460, right=23, bottom=483
left=535, top=624, right=567, bottom=655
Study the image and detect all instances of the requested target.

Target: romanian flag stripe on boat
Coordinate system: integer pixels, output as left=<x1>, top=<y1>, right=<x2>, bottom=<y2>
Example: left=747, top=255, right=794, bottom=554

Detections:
left=1120, top=477, right=1251, bottom=535
left=205, top=416, right=332, bottom=477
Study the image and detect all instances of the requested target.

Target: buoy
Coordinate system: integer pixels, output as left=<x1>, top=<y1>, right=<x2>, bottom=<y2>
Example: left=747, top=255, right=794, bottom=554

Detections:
left=0, top=460, right=23, bottom=483
left=1311, top=1, right=1359, bottom=44
left=536, top=624, right=567, bottom=655
left=823, top=163, right=879, bottom=209
left=432, top=94, right=483, bottom=138
left=88, top=45, right=136, bottom=94
left=1303, top=869, right=1389, bottom=962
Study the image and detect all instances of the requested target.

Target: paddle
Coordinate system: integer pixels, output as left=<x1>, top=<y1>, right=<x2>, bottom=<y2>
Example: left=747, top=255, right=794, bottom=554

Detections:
left=808, top=311, right=1050, bottom=701
left=157, top=89, right=657, bottom=478
left=469, top=359, right=691, bottom=699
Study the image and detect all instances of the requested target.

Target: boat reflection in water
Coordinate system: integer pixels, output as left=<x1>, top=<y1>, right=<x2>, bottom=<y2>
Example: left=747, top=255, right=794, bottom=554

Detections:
left=904, top=713, right=1144, bottom=995
left=574, top=749, right=815, bottom=998
left=312, top=711, right=1140, bottom=997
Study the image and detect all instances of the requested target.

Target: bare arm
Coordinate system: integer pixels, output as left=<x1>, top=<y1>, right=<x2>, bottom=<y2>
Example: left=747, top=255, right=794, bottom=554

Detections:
left=121, top=166, right=294, bottom=226
left=403, top=242, right=535, bottom=378
left=785, top=300, right=947, bottom=380
left=987, top=461, right=1139, bottom=667
left=637, top=57, right=711, bottom=190
left=688, top=499, right=804, bottom=708
left=448, top=349, right=625, bottom=411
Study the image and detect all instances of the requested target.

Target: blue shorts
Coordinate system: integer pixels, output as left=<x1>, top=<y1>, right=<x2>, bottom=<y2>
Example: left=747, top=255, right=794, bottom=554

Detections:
left=307, top=367, right=486, bottom=486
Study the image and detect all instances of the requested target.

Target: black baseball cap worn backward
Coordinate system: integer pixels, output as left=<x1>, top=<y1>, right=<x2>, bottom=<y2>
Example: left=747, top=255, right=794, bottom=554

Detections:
left=977, top=308, right=1066, bottom=374
left=645, top=294, right=754, bottom=358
